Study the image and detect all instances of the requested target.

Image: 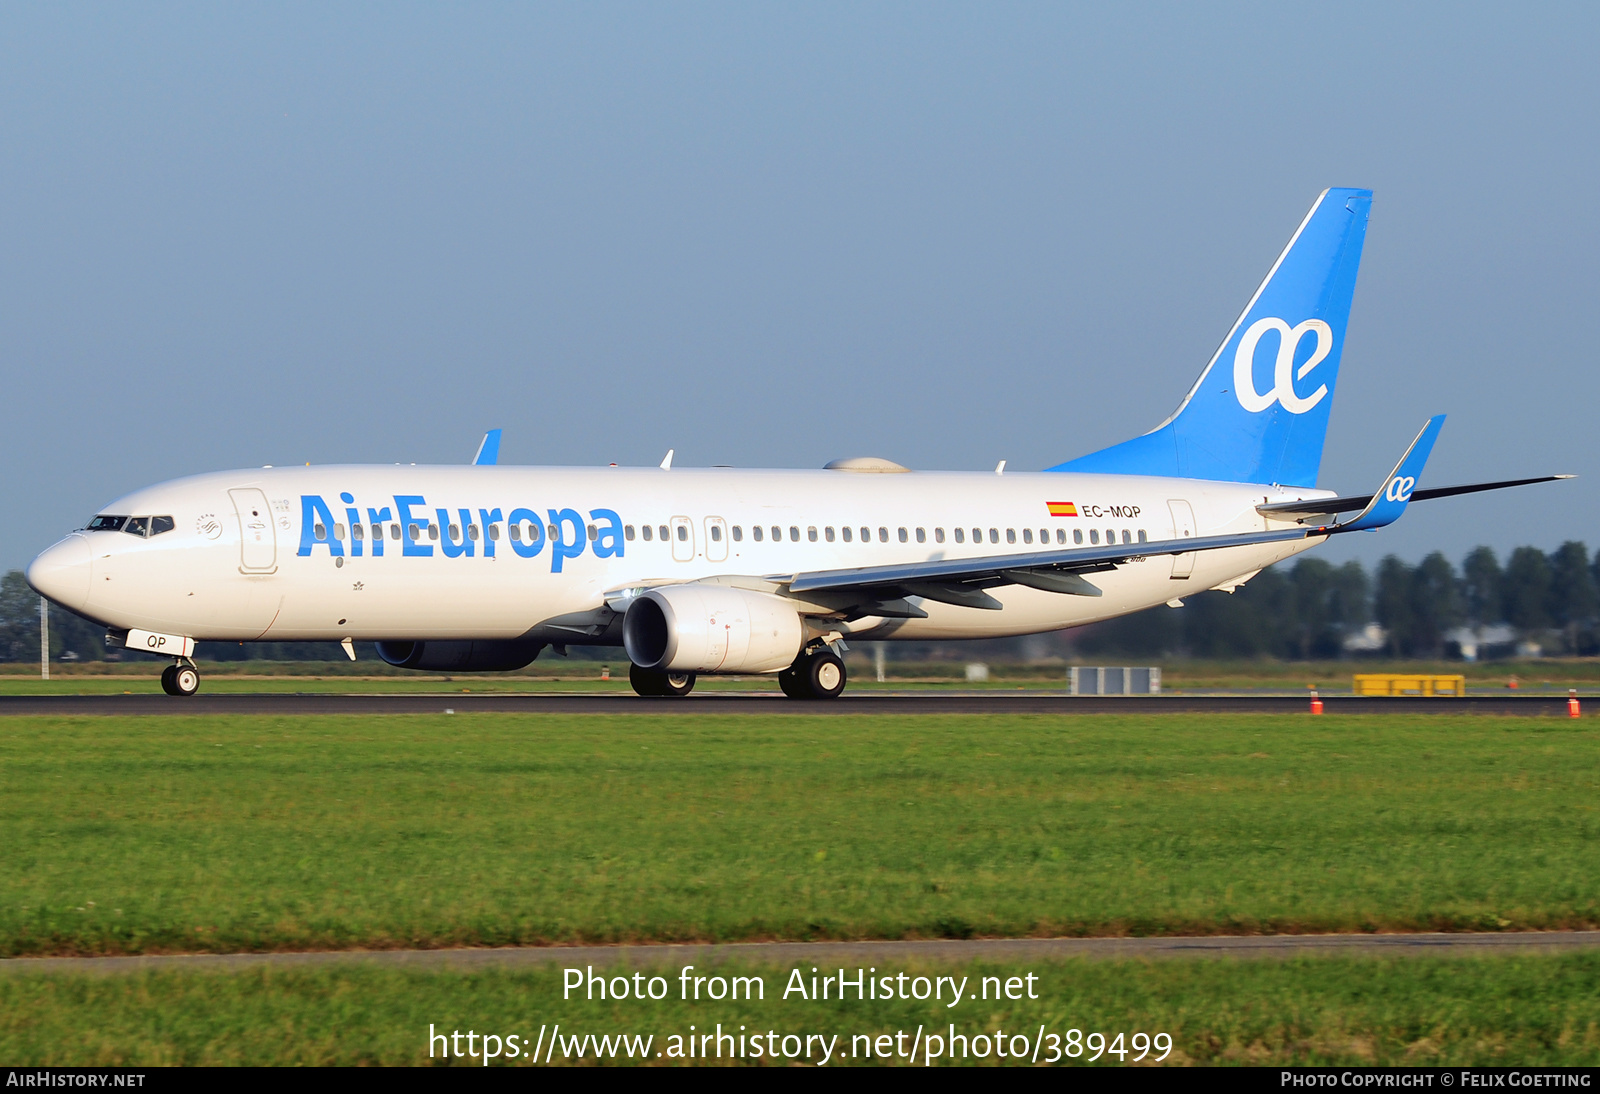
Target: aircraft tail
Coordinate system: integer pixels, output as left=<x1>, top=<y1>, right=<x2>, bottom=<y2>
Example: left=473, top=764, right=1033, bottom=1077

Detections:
left=1049, top=187, right=1372, bottom=487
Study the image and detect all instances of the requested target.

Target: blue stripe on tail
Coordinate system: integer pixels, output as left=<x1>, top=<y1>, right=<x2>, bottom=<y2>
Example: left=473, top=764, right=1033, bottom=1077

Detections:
left=1049, top=188, right=1372, bottom=487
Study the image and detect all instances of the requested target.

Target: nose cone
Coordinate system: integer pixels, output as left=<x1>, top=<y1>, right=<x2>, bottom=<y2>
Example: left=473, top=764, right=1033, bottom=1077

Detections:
left=27, top=535, right=92, bottom=613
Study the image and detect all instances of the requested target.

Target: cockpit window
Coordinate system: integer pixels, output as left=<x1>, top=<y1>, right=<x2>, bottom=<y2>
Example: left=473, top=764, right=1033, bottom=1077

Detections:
left=87, top=515, right=127, bottom=532
left=123, top=516, right=151, bottom=537
left=150, top=516, right=175, bottom=536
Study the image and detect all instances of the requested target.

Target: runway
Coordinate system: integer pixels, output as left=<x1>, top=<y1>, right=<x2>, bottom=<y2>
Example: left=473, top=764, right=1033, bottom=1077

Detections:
left=0, top=692, right=1583, bottom=715
left=4, top=931, right=1598, bottom=975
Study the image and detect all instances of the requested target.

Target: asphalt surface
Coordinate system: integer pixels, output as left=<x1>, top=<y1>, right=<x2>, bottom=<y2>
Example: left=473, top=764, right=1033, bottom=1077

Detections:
left=4, top=932, right=1598, bottom=975
left=0, top=692, right=1583, bottom=715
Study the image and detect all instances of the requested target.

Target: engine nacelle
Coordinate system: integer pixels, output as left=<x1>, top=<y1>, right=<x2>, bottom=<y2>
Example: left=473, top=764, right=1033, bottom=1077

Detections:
left=623, top=585, right=804, bottom=674
left=374, top=640, right=544, bottom=672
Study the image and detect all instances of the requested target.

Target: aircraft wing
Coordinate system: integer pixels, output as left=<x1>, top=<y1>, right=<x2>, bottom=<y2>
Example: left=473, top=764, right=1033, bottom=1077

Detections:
left=782, top=525, right=1319, bottom=611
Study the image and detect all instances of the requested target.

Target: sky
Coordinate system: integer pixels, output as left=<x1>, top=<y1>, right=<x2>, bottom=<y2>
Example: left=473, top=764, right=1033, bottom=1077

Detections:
left=3, top=3, right=1597, bottom=573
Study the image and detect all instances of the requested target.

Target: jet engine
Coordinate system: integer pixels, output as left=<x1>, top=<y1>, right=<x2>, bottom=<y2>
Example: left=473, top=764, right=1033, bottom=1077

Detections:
left=374, top=640, right=544, bottom=672
left=623, top=585, right=804, bottom=674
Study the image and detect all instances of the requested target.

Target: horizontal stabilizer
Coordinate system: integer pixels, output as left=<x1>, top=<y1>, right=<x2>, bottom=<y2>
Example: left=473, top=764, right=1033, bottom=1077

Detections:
left=1258, top=474, right=1575, bottom=523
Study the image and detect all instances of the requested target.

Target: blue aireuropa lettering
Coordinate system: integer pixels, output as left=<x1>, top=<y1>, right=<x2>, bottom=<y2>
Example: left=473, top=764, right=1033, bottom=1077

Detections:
left=298, top=495, right=621, bottom=573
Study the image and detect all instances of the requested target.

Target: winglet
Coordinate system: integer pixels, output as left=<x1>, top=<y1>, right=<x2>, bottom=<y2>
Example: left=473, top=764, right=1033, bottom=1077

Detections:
left=472, top=429, right=502, bottom=466
left=1334, top=415, right=1446, bottom=533
left=660, top=449, right=674, bottom=470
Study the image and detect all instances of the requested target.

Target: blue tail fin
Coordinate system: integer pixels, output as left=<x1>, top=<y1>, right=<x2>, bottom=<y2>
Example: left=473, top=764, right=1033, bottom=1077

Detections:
left=1049, top=187, right=1372, bottom=487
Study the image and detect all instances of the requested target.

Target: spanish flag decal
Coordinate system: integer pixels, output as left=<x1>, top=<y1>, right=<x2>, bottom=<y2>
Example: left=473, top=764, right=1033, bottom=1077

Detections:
left=1047, top=502, right=1078, bottom=517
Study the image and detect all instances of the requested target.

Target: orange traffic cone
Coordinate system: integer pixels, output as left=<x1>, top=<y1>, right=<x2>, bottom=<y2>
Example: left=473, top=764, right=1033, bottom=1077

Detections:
left=1570, top=689, right=1581, bottom=718
left=1310, top=688, right=1323, bottom=715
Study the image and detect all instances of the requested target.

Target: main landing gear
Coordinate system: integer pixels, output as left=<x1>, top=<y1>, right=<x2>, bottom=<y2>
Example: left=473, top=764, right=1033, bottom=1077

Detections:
left=160, top=659, right=200, bottom=697
left=630, top=664, right=697, bottom=698
left=779, top=646, right=847, bottom=701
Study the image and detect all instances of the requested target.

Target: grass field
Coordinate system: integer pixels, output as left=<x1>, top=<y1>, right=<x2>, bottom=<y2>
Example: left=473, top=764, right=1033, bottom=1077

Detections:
left=3, top=712, right=1597, bottom=956
left=5, top=955, right=1599, bottom=1065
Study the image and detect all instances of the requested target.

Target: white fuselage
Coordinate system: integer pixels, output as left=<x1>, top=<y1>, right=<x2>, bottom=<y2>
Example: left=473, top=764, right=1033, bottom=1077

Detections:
left=33, top=464, right=1333, bottom=652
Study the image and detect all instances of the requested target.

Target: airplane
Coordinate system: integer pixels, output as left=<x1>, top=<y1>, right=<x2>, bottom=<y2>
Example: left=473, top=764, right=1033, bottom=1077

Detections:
left=25, top=187, right=1570, bottom=698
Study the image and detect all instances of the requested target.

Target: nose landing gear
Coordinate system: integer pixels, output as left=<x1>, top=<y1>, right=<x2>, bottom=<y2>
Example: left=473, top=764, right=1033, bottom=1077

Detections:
left=160, top=659, right=200, bottom=697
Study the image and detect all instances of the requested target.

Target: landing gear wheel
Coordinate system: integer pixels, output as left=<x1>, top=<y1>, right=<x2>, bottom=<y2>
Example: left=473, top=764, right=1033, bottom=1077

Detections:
left=778, top=668, right=806, bottom=699
left=168, top=663, right=200, bottom=697
left=160, top=665, right=179, bottom=695
left=803, top=650, right=846, bottom=699
left=630, top=665, right=697, bottom=698
left=630, top=663, right=664, bottom=696
left=782, top=649, right=848, bottom=700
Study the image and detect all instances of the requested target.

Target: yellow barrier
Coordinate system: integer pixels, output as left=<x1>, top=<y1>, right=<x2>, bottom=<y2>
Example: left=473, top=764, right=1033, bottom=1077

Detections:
left=1352, top=673, right=1466, bottom=697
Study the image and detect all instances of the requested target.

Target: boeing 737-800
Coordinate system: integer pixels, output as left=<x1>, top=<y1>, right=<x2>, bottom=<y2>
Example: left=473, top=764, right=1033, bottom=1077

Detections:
left=25, top=188, right=1569, bottom=697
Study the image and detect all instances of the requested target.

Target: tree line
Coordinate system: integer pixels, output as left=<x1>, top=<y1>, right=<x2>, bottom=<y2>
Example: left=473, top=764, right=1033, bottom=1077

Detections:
left=1, top=541, right=1597, bottom=663
left=1076, top=542, right=1599, bottom=659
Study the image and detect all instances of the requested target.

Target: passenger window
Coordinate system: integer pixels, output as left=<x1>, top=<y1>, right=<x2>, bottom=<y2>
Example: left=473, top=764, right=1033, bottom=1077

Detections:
left=1022, top=529, right=1033, bottom=544
left=878, top=527, right=888, bottom=543
left=711, top=525, right=723, bottom=542
left=934, top=528, right=945, bottom=543
left=1138, top=529, right=1147, bottom=543
left=1122, top=530, right=1132, bottom=544
left=489, top=524, right=500, bottom=541
left=973, top=528, right=982, bottom=543
left=313, top=522, right=326, bottom=540
left=860, top=526, right=870, bottom=542
left=677, top=525, right=688, bottom=541
left=428, top=524, right=439, bottom=541
left=1006, top=528, right=1016, bottom=544
left=989, top=528, right=999, bottom=544
left=898, top=527, right=908, bottom=543
left=370, top=523, right=382, bottom=540
left=642, top=525, right=652, bottom=541
left=390, top=524, right=401, bottom=540
left=1057, top=529, right=1066, bottom=545
left=915, top=528, right=926, bottom=543
left=824, top=527, right=835, bottom=542
left=1090, top=529, right=1100, bottom=545
left=1073, top=529, right=1083, bottom=545
left=467, top=524, right=478, bottom=541
left=337, top=523, right=349, bottom=540
left=841, top=526, right=852, bottom=542
left=352, top=523, right=365, bottom=540
left=790, top=526, right=800, bottom=542
left=660, top=525, right=670, bottom=540
left=732, top=526, right=742, bottom=542
left=773, top=526, right=783, bottom=541
left=510, top=524, right=522, bottom=542
left=807, top=526, right=817, bottom=542
left=448, top=524, right=459, bottom=540
left=1105, top=528, right=1114, bottom=543
left=625, top=525, right=636, bottom=541
left=752, top=526, right=763, bottom=542
left=408, top=524, right=420, bottom=542
left=1040, top=528, right=1049, bottom=543
left=150, top=516, right=175, bottom=536
left=954, top=528, right=965, bottom=543
left=549, top=524, right=560, bottom=543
